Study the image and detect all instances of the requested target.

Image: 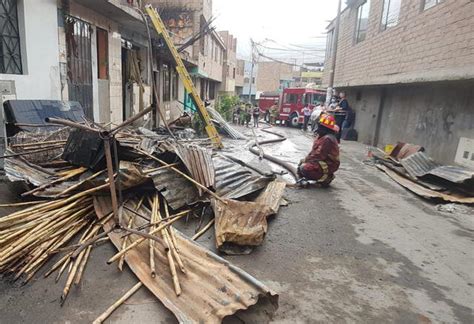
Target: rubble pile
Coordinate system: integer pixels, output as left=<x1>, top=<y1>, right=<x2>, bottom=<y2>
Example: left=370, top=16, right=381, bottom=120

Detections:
left=370, top=142, right=474, bottom=204
left=0, top=101, right=283, bottom=323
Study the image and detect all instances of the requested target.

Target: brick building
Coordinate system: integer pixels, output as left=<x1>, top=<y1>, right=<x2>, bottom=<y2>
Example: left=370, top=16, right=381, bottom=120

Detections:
left=323, top=0, right=474, bottom=165
left=218, top=31, right=238, bottom=95
left=256, top=61, right=294, bottom=93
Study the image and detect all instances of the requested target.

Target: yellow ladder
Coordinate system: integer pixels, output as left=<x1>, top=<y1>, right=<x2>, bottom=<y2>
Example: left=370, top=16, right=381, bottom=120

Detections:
left=145, top=5, right=223, bottom=149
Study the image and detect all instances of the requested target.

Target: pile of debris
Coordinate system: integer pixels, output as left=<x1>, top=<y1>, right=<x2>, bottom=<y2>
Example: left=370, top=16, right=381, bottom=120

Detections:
left=0, top=100, right=284, bottom=322
left=370, top=142, right=474, bottom=204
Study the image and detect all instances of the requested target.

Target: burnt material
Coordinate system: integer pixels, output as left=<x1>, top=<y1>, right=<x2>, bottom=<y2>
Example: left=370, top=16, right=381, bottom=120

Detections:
left=62, top=129, right=116, bottom=171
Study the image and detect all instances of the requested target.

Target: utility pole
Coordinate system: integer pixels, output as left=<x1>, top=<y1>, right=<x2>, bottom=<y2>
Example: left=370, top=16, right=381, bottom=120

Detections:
left=248, top=39, right=255, bottom=104
left=326, top=0, right=342, bottom=105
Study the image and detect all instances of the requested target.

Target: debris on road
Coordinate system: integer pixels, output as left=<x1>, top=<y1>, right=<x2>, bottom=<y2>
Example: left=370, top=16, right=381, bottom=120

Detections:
left=0, top=98, right=284, bottom=321
left=370, top=144, right=474, bottom=204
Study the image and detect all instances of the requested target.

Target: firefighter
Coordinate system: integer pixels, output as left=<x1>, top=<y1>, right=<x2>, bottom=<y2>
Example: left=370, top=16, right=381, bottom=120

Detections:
left=269, top=101, right=279, bottom=125
left=297, top=113, right=340, bottom=187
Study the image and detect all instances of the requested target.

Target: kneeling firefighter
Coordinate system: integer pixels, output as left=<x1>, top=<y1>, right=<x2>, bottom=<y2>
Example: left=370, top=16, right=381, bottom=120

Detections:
left=297, top=114, right=340, bottom=186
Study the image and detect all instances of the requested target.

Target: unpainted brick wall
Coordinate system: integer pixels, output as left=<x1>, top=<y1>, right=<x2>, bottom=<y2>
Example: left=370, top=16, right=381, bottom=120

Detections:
left=323, top=0, right=474, bottom=87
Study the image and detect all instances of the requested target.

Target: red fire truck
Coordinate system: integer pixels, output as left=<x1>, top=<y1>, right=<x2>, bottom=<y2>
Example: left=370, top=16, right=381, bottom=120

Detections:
left=278, top=88, right=326, bottom=127
left=258, top=91, right=280, bottom=121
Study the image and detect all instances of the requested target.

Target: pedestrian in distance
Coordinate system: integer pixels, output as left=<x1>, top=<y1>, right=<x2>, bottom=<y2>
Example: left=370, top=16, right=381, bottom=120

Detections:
left=332, top=92, right=353, bottom=142
left=234, top=104, right=241, bottom=125
left=297, top=113, right=340, bottom=187
left=252, top=105, right=260, bottom=128
left=302, top=104, right=312, bottom=131
left=310, top=101, right=326, bottom=132
left=244, top=104, right=251, bottom=127
left=269, top=101, right=279, bottom=126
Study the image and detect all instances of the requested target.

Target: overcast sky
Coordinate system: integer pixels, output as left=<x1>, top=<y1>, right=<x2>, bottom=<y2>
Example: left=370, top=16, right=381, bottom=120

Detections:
left=213, top=0, right=340, bottom=64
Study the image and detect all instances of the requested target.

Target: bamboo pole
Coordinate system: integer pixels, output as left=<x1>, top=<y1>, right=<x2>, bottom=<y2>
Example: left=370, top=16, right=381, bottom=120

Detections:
left=118, top=198, right=143, bottom=271
left=135, top=148, right=227, bottom=204
left=92, top=282, right=143, bottom=324
left=192, top=218, right=215, bottom=241
left=107, top=212, right=187, bottom=264
left=54, top=170, right=105, bottom=197
left=149, top=194, right=158, bottom=277
left=0, top=201, right=44, bottom=208
left=163, top=202, right=185, bottom=274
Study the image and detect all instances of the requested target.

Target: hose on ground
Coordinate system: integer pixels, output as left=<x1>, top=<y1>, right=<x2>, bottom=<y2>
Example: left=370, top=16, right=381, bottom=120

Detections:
left=248, top=126, right=299, bottom=181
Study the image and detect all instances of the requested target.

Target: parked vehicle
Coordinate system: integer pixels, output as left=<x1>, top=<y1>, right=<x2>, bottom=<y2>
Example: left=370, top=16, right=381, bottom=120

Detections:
left=258, top=91, right=280, bottom=122
left=278, top=88, right=326, bottom=127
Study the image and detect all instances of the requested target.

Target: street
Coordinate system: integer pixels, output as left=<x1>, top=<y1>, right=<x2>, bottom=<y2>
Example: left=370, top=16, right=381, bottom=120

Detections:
left=1, top=126, right=472, bottom=323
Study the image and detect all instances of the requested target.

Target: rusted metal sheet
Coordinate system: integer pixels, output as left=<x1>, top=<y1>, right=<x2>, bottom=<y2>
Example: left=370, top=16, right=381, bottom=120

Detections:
left=401, top=152, right=474, bottom=184
left=148, top=167, right=200, bottom=210
left=213, top=155, right=273, bottom=199
left=174, top=143, right=215, bottom=193
left=212, top=198, right=274, bottom=250
left=389, top=142, right=424, bottom=160
left=94, top=197, right=279, bottom=324
left=255, top=180, right=287, bottom=214
left=377, top=165, right=474, bottom=204
left=4, top=156, right=52, bottom=186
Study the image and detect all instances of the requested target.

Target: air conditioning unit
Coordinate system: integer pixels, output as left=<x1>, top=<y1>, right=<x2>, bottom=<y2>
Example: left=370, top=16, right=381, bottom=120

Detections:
left=0, top=80, right=17, bottom=171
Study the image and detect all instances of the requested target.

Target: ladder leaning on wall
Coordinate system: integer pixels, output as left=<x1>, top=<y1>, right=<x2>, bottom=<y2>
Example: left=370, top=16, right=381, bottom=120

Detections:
left=145, top=5, right=224, bottom=149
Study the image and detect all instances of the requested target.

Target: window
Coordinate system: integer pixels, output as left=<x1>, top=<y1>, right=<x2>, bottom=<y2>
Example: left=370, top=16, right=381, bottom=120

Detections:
left=172, top=69, right=178, bottom=100
left=96, top=28, right=108, bottom=79
left=232, top=67, right=235, bottom=78
left=381, top=0, right=401, bottom=29
left=285, top=93, right=298, bottom=104
left=252, top=77, right=255, bottom=84
left=244, top=77, right=249, bottom=83
left=355, top=0, right=370, bottom=43
left=423, top=0, right=442, bottom=10
left=162, top=63, right=170, bottom=101
left=0, top=0, right=22, bottom=74
left=325, top=29, right=334, bottom=59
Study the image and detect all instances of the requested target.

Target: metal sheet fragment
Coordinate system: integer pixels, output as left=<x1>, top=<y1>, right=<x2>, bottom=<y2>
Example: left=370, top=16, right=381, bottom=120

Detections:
left=212, top=198, right=274, bottom=249
left=401, top=152, right=474, bottom=184
left=377, top=164, right=474, bottom=204
left=94, top=197, right=279, bottom=324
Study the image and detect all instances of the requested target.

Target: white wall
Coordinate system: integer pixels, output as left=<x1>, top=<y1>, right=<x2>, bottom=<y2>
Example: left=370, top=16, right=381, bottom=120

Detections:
left=0, top=0, right=61, bottom=100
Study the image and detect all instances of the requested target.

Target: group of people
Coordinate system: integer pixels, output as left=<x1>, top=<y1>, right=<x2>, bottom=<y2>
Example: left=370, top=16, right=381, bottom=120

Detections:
left=233, top=103, right=265, bottom=128
left=304, top=92, right=354, bottom=143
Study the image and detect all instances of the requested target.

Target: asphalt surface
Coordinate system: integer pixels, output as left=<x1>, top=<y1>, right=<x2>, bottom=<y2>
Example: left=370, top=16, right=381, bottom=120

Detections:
left=0, top=126, right=473, bottom=323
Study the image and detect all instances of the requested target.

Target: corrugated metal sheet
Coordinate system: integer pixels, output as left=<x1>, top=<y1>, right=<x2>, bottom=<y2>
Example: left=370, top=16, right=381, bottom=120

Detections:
left=148, top=167, right=200, bottom=210
left=207, top=107, right=247, bottom=140
left=94, top=197, right=279, bottom=324
left=174, top=143, right=215, bottom=192
left=401, top=152, right=474, bottom=184
left=213, top=155, right=273, bottom=199
left=389, top=142, right=424, bottom=160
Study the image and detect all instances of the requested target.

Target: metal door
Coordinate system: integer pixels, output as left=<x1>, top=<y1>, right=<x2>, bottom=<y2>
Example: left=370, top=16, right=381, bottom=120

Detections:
left=65, top=16, right=93, bottom=120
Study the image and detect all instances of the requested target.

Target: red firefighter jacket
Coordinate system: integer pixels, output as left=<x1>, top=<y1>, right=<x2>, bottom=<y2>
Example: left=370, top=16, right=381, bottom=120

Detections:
left=302, top=134, right=340, bottom=182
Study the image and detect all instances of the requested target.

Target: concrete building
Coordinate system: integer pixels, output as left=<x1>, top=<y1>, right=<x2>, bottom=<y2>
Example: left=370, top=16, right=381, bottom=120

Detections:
left=323, top=0, right=474, bottom=165
left=256, top=61, right=294, bottom=93
left=0, top=0, right=152, bottom=126
left=235, top=59, right=245, bottom=95
left=218, top=31, right=238, bottom=96
left=242, top=60, right=257, bottom=102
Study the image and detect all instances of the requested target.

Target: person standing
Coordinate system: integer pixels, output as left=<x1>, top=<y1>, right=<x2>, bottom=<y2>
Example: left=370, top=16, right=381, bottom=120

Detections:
left=253, top=106, right=260, bottom=128
left=302, top=104, right=312, bottom=131
left=243, top=104, right=251, bottom=127
left=335, top=92, right=352, bottom=142
left=297, top=114, right=340, bottom=187
left=269, top=100, right=279, bottom=125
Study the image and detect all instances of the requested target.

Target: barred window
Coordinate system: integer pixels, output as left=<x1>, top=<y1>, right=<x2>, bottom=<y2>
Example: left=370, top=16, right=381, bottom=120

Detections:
left=0, top=0, right=22, bottom=74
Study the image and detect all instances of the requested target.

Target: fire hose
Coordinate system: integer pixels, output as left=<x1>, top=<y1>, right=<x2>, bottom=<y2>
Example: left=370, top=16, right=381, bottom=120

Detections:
left=248, top=126, right=299, bottom=181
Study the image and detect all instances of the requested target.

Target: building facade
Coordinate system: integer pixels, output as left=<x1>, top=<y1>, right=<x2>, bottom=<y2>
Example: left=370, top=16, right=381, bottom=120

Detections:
left=218, top=31, right=238, bottom=96
left=242, top=60, right=258, bottom=102
left=235, top=59, right=245, bottom=95
left=323, top=0, right=474, bottom=165
left=256, top=61, right=294, bottom=93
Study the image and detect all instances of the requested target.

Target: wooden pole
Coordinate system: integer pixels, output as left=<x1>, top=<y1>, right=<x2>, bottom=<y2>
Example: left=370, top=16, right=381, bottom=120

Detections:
left=92, top=282, right=143, bottom=324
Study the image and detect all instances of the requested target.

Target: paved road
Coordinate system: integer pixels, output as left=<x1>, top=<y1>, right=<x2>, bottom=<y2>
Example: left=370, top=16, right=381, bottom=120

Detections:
left=1, top=126, right=473, bottom=323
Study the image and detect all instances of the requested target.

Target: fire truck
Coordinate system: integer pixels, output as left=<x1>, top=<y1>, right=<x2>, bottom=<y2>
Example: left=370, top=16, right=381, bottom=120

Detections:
left=257, top=91, right=280, bottom=121
left=278, top=88, right=326, bottom=127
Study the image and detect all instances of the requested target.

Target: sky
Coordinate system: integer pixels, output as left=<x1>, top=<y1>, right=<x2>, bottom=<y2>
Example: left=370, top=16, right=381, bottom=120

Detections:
left=212, top=0, right=340, bottom=65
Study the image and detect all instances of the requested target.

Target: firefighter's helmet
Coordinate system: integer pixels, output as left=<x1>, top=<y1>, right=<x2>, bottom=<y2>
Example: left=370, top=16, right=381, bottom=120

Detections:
left=318, top=114, right=340, bottom=133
